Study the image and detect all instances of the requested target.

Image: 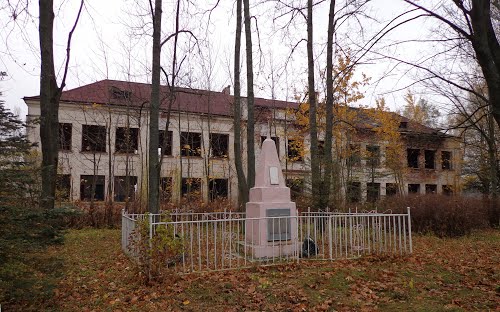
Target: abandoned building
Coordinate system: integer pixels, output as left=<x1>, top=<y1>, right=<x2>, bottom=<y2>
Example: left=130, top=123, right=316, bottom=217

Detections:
left=24, top=79, right=461, bottom=206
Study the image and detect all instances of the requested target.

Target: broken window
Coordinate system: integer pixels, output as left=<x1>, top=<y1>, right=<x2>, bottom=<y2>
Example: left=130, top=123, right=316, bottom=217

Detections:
left=287, top=139, right=303, bottom=162
left=424, top=150, right=436, bottom=169
left=80, top=175, right=105, bottom=201
left=210, top=133, right=229, bottom=158
left=442, top=151, right=452, bottom=170
left=56, top=174, right=71, bottom=201
left=407, top=149, right=420, bottom=168
left=425, top=184, right=437, bottom=194
left=115, top=127, right=139, bottom=153
left=261, top=136, right=280, bottom=156
left=367, top=183, right=380, bottom=202
left=347, top=181, right=361, bottom=203
left=209, top=178, right=228, bottom=201
left=59, top=123, right=72, bottom=151
left=366, top=145, right=381, bottom=167
left=82, top=125, right=106, bottom=152
left=180, top=132, right=202, bottom=157
left=114, top=176, right=137, bottom=202
left=286, top=178, right=305, bottom=201
left=160, top=177, right=173, bottom=202
left=181, top=177, right=202, bottom=199
left=442, top=185, right=453, bottom=195
left=348, top=144, right=361, bottom=167
left=408, top=183, right=420, bottom=194
left=318, top=140, right=325, bottom=156
left=159, top=130, right=173, bottom=156
left=385, top=183, right=398, bottom=197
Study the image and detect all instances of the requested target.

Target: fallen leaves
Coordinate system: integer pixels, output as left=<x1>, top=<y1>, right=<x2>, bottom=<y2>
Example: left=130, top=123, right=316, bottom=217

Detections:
left=22, top=228, right=499, bottom=312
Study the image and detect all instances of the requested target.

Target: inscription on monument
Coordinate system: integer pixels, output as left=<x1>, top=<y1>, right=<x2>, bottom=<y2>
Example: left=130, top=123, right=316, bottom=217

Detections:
left=269, top=166, right=279, bottom=185
left=267, top=208, right=291, bottom=241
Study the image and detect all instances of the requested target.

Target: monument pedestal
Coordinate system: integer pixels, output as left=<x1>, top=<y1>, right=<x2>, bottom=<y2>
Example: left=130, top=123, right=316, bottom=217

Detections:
left=245, top=138, right=298, bottom=258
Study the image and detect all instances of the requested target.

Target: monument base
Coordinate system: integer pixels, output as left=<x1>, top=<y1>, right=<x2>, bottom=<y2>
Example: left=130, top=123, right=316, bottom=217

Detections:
left=238, top=240, right=299, bottom=259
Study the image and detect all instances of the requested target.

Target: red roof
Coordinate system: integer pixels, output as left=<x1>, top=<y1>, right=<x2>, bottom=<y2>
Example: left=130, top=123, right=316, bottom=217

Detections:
left=24, top=79, right=298, bottom=117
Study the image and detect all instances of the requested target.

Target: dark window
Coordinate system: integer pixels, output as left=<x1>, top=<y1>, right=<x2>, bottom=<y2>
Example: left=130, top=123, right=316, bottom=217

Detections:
left=261, top=136, right=280, bottom=156
left=159, top=130, right=173, bottom=156
left=348, top=144, right=361, bottom=167
left=287, top=139, right=303, bottom=161
left=160, top=177, right=173, bottom=202
left=210, top=133, right=229, bottom=158
left=399, top=121, right=408, bottom=129
left=80, top=175, right=105, bottom=201
left=425, top=150, right=436, bottom=169
left=318, top=140, right=325, bottom=156
left=286, top=178, right=304, bottom=201
left=442, top=185, right=453, bottom=195
left=209, top=178, right=228, bottom=201
left=115, top=127, right=139, bottom=153
left=56, top=174, right=71, bottom=201
left=425, top=184, right=437, bottom=194
left=407, top=149, right=420, bottom=168
left=386, top=183, right=398, bottom=196
left=181, top=178, right=202, bottom=198
left=59, top=123, right=72, bottom=151
left=408, top=183, right=420, bottom=194
left=367, top=183, right=380, bottom=203
left=442, top=151, right=452, bottom=170
left=180, top=132, right=202, bottom=157
left=347, top=181, right=361, bottom=203
left=82, top=125, right=106, bottom=152
left=114, top=176, right=137, bottom=202
left=366, top=145, right=381, bottom=167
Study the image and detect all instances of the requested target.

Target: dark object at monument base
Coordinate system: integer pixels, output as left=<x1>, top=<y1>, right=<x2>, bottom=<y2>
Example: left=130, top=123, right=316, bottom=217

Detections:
left=302, top=237, right=318, bottom=258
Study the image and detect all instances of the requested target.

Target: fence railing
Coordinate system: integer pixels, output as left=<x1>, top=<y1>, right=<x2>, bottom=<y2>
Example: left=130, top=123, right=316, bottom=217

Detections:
left=121, top=208, right=412, bottom=273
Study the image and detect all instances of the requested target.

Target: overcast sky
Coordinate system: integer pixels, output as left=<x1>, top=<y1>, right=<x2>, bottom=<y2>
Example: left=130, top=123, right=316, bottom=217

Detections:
left=0, top=0, right=439, bottom=119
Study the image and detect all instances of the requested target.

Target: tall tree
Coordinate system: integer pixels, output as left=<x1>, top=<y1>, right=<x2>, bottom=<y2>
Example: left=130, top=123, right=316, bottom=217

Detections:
left=243, top=0, right=256, bottom=190
left=38, top=0, right=83, bottom=210
left=405, top=1, right=500, bottom=128
left=234, top=0, right=248, bottom=207
left=148, top=0, right=162, bottom=214
left=323, top=0, right=336, bottom=209
left=307, top=0, right=321, bottom=209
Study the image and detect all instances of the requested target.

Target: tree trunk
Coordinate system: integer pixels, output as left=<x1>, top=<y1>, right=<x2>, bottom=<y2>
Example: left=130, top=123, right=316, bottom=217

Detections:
left=148, top=0, right=162, bottom=214
left=323, top=0, right=336, bottom=209
left=234, top=0, right=248, bottom=208
left=243, top=0, right=255, bottom=190
left=470, top=0, right=500, bottom=128
left=39, top=0, right=59, bottom=211
left=307, top=0, right=321, bottom=210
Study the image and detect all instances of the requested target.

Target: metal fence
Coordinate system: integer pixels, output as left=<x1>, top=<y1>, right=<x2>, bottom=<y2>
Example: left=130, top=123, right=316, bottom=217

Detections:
left=121, top=208, right=412, bottom=273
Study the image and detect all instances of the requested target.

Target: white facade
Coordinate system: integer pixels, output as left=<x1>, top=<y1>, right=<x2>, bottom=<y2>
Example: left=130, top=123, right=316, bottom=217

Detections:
left=25, top=81, right=461, bottom=207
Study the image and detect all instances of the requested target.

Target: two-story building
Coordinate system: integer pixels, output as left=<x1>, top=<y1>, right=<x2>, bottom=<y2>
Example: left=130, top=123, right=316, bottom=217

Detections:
left=24, top=79, right=461, bottom=206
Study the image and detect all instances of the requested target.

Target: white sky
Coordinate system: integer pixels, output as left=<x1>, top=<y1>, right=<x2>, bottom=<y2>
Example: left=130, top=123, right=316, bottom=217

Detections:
left=0, top=0, right=441, bottom=119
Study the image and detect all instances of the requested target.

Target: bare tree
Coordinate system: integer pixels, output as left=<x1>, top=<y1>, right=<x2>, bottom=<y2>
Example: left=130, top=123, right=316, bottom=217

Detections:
left=38, top=0, right=84, bottom=210
left=234, top=0, right=248, bottom=207
left=244, top=0, right=256, bottom=191
left=148, top=0, right=162, bottom=214
left=404, top=1, right=500, bottom=128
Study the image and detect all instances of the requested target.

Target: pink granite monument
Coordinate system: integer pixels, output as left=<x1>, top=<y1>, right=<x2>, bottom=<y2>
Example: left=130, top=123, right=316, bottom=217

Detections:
left=245, top=136, right=298, bottom=258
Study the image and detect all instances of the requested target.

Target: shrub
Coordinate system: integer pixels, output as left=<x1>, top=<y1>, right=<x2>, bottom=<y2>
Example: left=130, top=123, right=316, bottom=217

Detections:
left=128, top=212, right=186, bottom=283
left=381, top=195, right=490, bottom=237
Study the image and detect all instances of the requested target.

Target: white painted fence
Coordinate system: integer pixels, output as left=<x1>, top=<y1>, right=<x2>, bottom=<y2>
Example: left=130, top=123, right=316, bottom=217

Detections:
left=121, top=208, right=412, bottom=273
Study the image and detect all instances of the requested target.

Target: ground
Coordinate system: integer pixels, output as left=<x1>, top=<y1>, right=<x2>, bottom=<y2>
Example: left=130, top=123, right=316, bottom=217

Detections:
left=13, top=229, right=500, bottom=311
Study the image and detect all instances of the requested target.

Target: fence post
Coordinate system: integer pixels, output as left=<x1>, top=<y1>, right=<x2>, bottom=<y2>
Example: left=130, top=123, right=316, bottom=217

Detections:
left=148, top=213, right=153, bottom=280
left=407, top=207, right=412, bottom=253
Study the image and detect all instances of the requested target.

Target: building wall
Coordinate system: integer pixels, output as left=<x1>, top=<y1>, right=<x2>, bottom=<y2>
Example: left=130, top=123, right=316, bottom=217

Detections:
left=25, top=99, right=462, bottom=207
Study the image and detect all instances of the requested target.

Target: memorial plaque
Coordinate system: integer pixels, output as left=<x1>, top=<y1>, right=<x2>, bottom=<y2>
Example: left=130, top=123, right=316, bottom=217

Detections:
left=269, top=166, right=279, bottom=185
left=267, top=208, right=291, bottom=241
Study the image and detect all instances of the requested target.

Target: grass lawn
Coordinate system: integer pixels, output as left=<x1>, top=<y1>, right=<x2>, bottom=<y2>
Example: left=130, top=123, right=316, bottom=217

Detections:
left=10, top=228, right=500, bottom=311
